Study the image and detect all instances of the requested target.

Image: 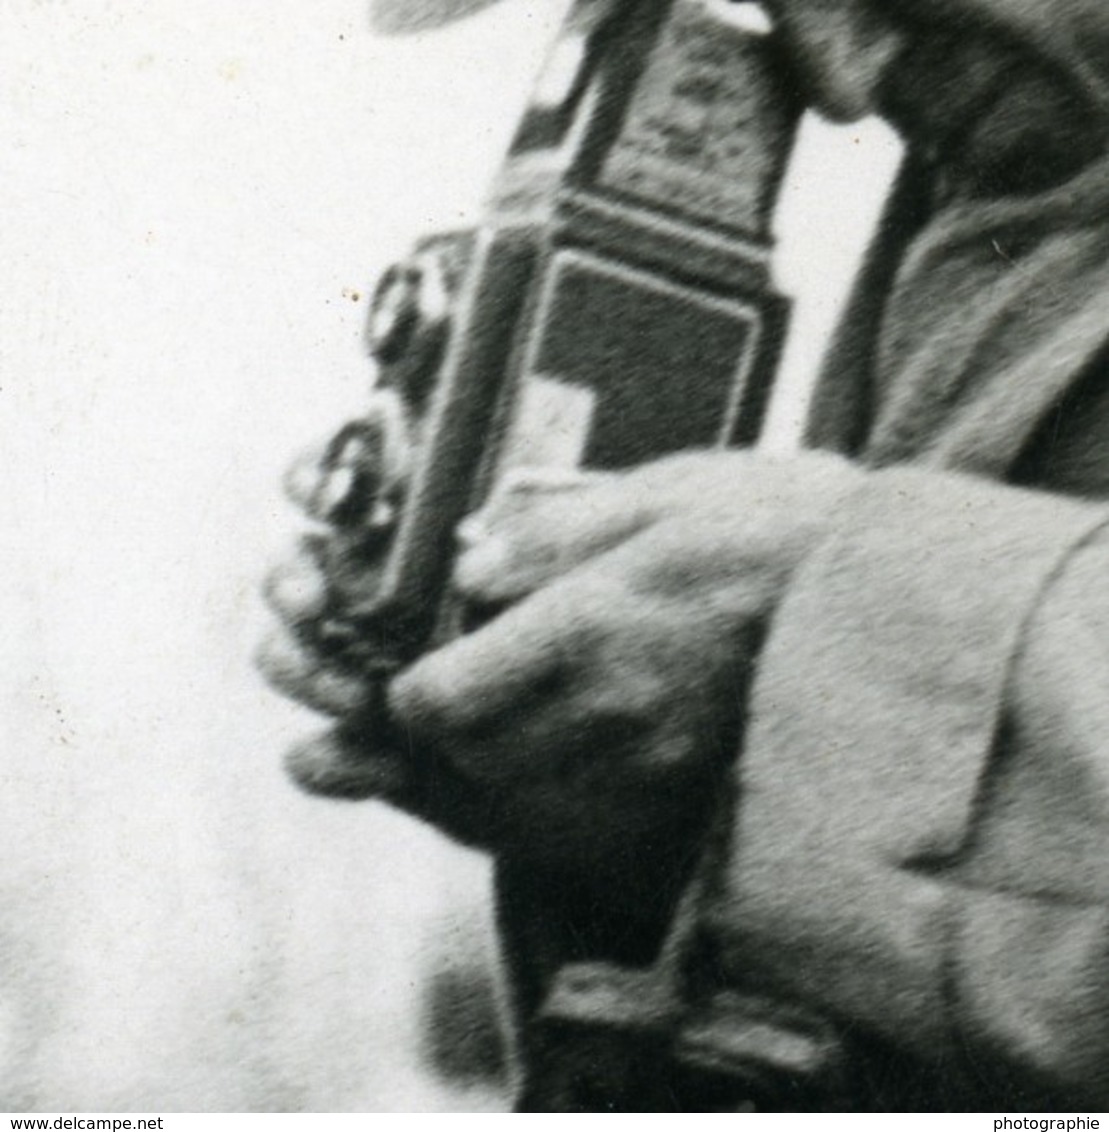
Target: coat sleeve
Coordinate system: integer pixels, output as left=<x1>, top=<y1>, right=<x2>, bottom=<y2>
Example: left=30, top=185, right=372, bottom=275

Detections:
left=701, top=467, right=1109, bottom=1104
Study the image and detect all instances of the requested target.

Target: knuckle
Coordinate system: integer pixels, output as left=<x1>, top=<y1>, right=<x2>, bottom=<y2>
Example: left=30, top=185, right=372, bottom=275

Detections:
left=555, top=574, right=626, bottom=653
left=453, top=536, right=514, bottom=601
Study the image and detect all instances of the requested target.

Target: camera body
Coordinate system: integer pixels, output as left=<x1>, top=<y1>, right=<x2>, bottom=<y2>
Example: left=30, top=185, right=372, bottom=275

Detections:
left=334, top=0, right=838, bottom=1109
left=360, top=0, right=800, bottom=664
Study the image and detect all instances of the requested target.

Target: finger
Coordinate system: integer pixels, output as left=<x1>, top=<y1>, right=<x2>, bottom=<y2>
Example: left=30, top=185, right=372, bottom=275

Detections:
left=390, top=568, right=704, bottom=793
left=262, top=536, right=330, bottom=627
left=397, top=508, right=773, bottom=765
left=391, top=573, right=596, bottom=735
left=389, top=564, right=649, bottom=791
left=453, top=472, right=656, bottom=603
left=455, top=467, right=616, bottom=553
left=255, top=627, right=376, bottom=717
left=285, top=727, right=413, bottom=801
left=286, top=727, right=498, bottom=849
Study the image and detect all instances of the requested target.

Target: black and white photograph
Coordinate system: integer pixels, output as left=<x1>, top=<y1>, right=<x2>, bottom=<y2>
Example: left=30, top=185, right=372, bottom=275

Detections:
left=3, top=0, right=1109, bottom=1114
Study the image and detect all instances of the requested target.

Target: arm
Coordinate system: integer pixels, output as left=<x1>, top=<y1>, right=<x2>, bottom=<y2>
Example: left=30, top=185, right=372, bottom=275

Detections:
left=259, top=449, right=1109, bottom=1102
left=258, top=448, right=863, bottom=862
left=703, top=467, right=1109, bottom=1107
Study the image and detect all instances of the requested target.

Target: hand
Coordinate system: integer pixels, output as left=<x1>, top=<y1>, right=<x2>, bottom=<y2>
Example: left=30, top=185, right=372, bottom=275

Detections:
left=259, top=441, right=861, bottom=864
left=386, top=449, right=862, bottom=871
left=257, top=396, right=432, bottom=804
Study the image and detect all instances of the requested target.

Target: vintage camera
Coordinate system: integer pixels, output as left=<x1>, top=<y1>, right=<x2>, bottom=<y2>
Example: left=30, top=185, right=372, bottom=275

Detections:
left=332, top=0, right=801, bottom=668
left=320, top=0, right=842, bottom=1110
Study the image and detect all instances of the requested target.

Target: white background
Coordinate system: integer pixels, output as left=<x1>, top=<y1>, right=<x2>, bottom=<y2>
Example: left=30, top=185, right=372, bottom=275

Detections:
left=0, top=0, right=898, bottom=1112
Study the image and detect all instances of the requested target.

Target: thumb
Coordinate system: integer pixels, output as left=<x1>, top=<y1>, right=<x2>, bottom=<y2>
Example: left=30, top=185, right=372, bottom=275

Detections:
left=453, top=468, right=653, bottom=603
left=284, top=725, right=498, bottom=848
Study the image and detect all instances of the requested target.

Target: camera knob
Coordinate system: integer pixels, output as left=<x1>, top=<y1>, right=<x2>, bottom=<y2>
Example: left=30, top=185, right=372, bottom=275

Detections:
left=368, top=246, right=456, bottom=410
left=368, top=263, right=420, bottom=364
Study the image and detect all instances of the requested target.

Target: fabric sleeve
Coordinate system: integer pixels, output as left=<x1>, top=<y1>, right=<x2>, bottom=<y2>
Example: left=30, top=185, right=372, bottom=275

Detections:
left=700, top=467, right=1109, bottom=1097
